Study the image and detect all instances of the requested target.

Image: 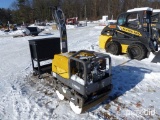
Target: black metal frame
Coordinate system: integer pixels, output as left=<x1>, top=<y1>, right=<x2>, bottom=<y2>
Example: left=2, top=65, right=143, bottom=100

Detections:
left=30, top=50, right=52, bottom=77
left=29, top=37, right=61, bottom=78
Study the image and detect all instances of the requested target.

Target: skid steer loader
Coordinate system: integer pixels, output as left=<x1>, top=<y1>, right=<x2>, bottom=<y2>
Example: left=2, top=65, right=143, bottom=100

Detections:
left=29, top=6, right=112, bottom=114
left=99, top=7, right=159, bottom=61
left=151, top=9, right=160, bottom=43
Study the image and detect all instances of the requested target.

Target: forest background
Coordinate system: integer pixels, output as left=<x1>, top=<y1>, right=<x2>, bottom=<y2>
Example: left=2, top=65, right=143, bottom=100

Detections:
left=0, top=0, right=160, bottom=26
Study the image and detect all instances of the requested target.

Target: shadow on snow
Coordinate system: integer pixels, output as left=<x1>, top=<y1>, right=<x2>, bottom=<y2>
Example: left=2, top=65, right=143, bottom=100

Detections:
left=89, top=64, right=152, bottom=112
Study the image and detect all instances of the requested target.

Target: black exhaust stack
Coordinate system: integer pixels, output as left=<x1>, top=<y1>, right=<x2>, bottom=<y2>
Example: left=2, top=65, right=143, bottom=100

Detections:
left=52, top=6, right=68, bottom=53
left=152, top=51, right=160, bottom=63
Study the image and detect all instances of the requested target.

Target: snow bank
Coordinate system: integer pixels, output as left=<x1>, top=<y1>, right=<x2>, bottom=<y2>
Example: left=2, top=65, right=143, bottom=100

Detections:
left=8, top=30, right=24, bottom=36
left=94, top=26, right=105, bottom=30
left=66, top=25, right=76, bottom=29
left=0, top=30, right=25, bottom=37
left=0, top=30, right=9, bottom=36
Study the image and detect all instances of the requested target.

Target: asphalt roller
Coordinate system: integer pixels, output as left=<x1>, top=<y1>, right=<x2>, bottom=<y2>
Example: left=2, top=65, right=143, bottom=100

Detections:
left=51, top=50, right=112, bottom=114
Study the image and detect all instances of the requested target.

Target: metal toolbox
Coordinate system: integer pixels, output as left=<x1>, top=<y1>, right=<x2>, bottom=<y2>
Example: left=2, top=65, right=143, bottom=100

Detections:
left=28, top=37, right=61, bottom=77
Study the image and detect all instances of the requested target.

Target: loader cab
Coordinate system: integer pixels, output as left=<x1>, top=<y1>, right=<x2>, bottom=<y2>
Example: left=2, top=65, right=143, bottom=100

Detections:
left=117, top=12, right=141, bottom=29
left=117, top=7, right=152, bottom=32
left=152, top=9, right=160, bottom=24
left=151, top=13, right=160, bottom=24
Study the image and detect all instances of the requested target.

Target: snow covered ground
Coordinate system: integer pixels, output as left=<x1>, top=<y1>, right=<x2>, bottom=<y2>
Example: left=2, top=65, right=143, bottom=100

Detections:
left=0, top=23, right=160, bottom=120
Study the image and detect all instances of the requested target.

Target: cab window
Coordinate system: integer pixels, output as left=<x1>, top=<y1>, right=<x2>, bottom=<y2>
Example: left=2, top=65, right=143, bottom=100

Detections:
left=127, top=13, right=140, bottom=29
left=117, top=15, right=126, bottom=25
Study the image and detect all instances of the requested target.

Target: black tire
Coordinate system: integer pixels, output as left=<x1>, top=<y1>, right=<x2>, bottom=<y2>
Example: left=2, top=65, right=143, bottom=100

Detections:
left=105, top=41, right=121, bottom=55
left=127, top=43, right=148, bottom=60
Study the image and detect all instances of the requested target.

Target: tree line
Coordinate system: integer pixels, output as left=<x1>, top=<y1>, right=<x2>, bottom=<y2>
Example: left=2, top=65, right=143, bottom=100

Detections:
left=0, top=0, right=160, bottom=25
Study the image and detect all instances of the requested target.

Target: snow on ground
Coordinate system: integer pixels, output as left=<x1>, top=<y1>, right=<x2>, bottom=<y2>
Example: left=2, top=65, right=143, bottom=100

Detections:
left=0, top=23, right=160, bottom=120
left=0, top=29, right=28, bottom=37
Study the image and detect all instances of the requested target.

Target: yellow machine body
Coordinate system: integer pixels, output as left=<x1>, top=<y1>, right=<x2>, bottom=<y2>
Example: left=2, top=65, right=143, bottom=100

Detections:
left=121, top=44, right=128, bottom=53
left=99, top=35, right=112, bottom=49
left=99, top=35, right=128, bottom=53
left=52, top=53, right=71, bottom=79
left=52, top=51, right=97, bottom=79
left=119, top=26, right=142, bottom=37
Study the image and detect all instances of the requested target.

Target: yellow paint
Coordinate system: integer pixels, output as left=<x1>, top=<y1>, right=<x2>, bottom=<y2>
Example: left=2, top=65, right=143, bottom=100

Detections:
left=119, top=26, right=142, bottom=36
left=52, top=53, right=71, bottom=79
left=79, top=52, right=94, bottom=56
left=151, top=24, right=156, bottom=27
left=52, top=51, right=95, bottom=79
left=115, top=30, right=125, bottom=35
left=121, top=44, right=128, bottom=53
left=99, top=34, right=128, bottom=53
left=99, top=35, right=112, bottom=49
left=62, top=36, right=67, bottom=40
left=52, top=24, right=57, bottom=30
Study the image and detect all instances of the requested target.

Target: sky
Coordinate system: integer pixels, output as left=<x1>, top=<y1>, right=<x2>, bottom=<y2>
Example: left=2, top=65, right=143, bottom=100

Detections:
left=0, top=0, right=15, bottom=8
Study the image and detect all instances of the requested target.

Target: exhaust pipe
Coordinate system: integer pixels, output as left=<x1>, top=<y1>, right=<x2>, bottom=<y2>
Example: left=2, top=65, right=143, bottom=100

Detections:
left=52, top=6, right=68, bottom=53
left=151, top=51, right=160, bottom=63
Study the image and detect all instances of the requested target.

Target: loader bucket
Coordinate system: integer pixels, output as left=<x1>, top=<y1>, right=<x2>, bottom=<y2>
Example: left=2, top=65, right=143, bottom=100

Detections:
left=151, top=51, right=160, bottom=63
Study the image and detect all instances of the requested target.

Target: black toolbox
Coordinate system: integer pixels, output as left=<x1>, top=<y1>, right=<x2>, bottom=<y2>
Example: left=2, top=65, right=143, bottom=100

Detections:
left=28, top=37, right=61, bottom=78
